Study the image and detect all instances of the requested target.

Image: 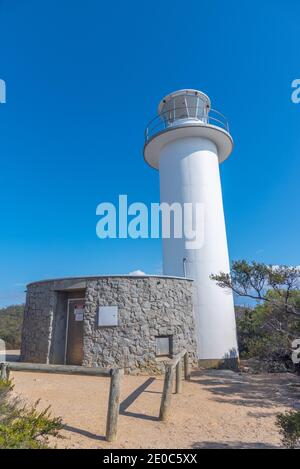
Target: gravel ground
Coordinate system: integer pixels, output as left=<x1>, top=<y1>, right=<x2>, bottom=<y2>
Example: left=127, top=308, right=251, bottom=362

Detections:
left=9, top=368, right=300, bottom=449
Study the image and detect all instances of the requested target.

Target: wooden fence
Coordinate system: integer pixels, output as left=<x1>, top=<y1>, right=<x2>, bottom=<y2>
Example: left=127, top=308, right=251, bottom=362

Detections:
left=159, top=349, right=190, bottom=421
left=1, top=350, right=191, bottom=439
left=0, top=361, right=123, bottom=442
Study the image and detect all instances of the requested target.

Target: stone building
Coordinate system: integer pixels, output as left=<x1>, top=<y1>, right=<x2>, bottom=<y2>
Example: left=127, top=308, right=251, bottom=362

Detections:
left=20, top=275, right=197, bottom=374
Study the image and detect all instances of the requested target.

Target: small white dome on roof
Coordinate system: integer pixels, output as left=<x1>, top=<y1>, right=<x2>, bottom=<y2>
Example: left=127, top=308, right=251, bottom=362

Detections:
left=128, top=270, right=146, bottom=276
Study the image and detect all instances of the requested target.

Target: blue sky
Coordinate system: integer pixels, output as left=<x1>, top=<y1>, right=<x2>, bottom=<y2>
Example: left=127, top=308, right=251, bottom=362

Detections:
left=0, top=0, right=299, bottom=306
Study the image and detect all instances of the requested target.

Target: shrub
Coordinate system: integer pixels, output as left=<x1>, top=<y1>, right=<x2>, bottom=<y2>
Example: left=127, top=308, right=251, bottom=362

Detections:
left=235, top=301, right=300, bottom=373
left=0, top=378, right=63, bottom=449
left=276, top=410, right=300, bottom=448
left=215, top=262, right=300, bottom=373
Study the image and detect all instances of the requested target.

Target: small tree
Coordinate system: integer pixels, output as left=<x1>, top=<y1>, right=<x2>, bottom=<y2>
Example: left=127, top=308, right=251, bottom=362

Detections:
left=211, top=260, right=300, bottom=337
left=211, top=261, right=300, bottom=368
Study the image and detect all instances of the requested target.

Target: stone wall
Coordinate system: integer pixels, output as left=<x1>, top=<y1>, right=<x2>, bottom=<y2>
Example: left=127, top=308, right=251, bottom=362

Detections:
left=21, top=276, right=197, bottom=374
left=20, top=281, right=56, bottom=363
left=83, top=276, right=197, bottom=373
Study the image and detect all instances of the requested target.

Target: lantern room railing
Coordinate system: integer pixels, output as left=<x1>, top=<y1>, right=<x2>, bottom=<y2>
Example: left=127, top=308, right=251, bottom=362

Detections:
left=145, top=106, right=230, bottom=142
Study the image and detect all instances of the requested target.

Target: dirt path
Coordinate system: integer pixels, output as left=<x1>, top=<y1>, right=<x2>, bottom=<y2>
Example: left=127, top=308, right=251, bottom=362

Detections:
left=10, top=369, right=300, bottom=449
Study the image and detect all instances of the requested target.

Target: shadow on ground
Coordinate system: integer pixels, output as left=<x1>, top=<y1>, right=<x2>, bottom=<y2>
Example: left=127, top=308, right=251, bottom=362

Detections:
left=63, top=377, right=161, bottom=443
left=120, top=377, right=160, bottom=421
left=63, top=425, right=106, bottom=441
left=190, top=370, right=300, bottom=413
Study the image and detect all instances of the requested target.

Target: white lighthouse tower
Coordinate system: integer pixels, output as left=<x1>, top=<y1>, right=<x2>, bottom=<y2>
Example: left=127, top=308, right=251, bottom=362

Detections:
left=144, top=89, right=238, bottom=367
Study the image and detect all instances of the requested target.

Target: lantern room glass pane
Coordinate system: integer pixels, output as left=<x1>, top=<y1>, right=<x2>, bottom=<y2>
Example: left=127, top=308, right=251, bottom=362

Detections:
left=161, top=95, right=207, bottom=126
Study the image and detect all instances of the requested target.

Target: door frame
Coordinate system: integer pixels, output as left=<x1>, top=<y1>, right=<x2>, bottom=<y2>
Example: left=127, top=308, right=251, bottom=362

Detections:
left=64, top=297, right=85, bottom=365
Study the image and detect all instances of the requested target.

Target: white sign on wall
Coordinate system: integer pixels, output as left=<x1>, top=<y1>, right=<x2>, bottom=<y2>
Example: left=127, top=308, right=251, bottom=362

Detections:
left=75, top=312, right=84, bottom=321
left=74, top=305, right=85, bottom=322
left=98, top=305, right=118, bottom=327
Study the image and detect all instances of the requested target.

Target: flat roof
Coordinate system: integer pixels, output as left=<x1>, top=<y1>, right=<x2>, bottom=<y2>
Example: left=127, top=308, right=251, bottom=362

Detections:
left=27, top=274, right=193, bottom=288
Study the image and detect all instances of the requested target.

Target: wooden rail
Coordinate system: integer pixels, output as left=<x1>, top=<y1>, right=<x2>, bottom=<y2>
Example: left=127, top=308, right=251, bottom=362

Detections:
left=3, top=362, right=112, bottom=377
left=159, top=350, right=190, bottom=421
left=0, top=361, right=123, bottom=442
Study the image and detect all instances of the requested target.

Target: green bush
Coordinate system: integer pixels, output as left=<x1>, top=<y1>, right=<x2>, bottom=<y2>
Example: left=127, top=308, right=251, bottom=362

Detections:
left=0, top=378, right=63, bottom=449
left=276, top=410, right=300, bottom=448
left=214, top=261, right=300, bottom=373
left=235, top=293, right=300, bottom=372
left=0, top=305, right=24, bottom=349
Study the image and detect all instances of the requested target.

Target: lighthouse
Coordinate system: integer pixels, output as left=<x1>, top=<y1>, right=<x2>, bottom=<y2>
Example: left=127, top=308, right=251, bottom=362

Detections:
left=144, top=89, right=238, bottom=367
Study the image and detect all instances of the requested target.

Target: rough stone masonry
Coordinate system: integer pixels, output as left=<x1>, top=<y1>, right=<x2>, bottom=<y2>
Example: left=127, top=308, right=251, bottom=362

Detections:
left=21, top=275, right=197, bottom=374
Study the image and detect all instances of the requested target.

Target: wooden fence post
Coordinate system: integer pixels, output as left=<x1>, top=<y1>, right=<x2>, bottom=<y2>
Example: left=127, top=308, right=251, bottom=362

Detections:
left=106, top=368, right=123, bottom=442
left=159, top=364, right=174, bottom=421
left=175, top=360, right=182, bottom=394
left=184, top=352, right=191, bottom=380
left=0, top=363, right=8, bottom=381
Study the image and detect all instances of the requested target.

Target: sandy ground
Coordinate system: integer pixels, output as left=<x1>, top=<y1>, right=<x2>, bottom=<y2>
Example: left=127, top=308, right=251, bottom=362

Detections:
left=8, top=368, right=300, bottom=449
